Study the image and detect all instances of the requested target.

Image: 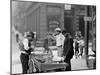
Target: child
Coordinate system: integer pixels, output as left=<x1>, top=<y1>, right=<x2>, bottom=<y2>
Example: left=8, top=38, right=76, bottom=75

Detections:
left=43, top=32, right=53, bottom=55
left=74, top=37, right=80, bottom=59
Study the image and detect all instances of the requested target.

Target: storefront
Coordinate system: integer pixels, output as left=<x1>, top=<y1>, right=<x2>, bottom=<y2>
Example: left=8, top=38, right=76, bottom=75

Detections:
left=12, top=1, right=96, bottom=43
left=23, top=3, right=64, bottom=40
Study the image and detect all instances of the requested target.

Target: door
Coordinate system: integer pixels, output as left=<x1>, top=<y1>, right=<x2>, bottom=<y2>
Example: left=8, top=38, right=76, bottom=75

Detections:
left=64, top=16, right=73, bottom=34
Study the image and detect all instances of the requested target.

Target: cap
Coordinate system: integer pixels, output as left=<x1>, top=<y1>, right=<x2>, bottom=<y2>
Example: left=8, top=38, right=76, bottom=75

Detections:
left=55, top=28, right=61, bottom=31
left=24, top=32, right=29, bottom=37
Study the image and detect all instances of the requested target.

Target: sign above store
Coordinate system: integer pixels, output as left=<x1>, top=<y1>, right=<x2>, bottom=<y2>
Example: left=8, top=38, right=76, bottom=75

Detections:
left=49, top=20, right=59, bottom=25
left=65, top=4, right=71, bottom=10
left=84, top=16, right=92, bottom=21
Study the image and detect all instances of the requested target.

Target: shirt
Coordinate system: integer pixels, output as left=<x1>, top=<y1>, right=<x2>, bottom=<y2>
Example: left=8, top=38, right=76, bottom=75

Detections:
left=22, top=38, right=29, bottom=50
left=54, top=33, right=65, bottom=47
left=79, top=39, right=85, bottom=46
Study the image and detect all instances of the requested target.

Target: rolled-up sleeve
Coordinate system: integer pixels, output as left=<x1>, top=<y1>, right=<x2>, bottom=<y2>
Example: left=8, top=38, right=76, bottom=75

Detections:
left=23, top=39, right=29, bottom=50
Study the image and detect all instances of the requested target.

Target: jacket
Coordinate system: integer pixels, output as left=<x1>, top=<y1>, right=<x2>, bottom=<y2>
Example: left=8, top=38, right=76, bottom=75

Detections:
left=63, top=37, right=74, bottom=61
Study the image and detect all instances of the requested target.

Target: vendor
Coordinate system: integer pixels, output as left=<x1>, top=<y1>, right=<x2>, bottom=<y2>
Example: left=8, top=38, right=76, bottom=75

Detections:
left=63, top=33, right=74, bottom=71
left=53, top=28, right=65, bottom=57
left=19, top=32, right=35, bottom=74
left=43, top=32, right=53, bottom=54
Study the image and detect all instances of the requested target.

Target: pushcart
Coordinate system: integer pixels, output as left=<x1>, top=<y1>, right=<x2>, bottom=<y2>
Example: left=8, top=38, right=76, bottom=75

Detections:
left=28, top=53, right=68, bottom=73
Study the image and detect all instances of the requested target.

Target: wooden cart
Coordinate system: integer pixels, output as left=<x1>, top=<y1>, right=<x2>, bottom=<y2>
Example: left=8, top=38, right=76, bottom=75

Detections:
left=28, top=53, right=68, bottom=73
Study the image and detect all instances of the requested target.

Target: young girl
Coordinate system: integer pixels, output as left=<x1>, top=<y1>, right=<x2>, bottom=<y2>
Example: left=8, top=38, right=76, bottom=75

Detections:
left=74, top=36, right=80, bottom=59
left=43, top=32, right=53, bottom=55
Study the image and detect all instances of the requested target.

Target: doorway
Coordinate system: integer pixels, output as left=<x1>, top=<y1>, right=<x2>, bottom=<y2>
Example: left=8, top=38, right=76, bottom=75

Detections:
left=79, top=16, right=85, bottom=37
left=64, top=16, right=74, bottom=35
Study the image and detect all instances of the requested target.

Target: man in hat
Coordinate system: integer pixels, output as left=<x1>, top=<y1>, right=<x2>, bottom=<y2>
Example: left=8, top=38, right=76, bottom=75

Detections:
left=20, top=32, right=35, bottom=74
left=53, top=28, right=65, bottom=57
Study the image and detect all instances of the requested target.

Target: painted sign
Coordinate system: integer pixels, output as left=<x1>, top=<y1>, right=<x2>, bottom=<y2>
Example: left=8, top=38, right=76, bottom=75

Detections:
left=47, top=16, right=60, bottom=32
left=84, top=16, right=92, bottom=21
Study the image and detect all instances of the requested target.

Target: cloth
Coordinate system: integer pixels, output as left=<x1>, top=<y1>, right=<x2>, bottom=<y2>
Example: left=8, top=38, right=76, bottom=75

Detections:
left=79, top=46, right=84, bottom=56
left=79, top=39, right=85, bottom=47
left=43, top=38, right=49, bottom=50
left=22, top=38, right=34, bottom=55
left=75, top=41, right=79, bottom=51
left=57, top=46, right=63, bottom=57
left=20, top=53, right=29, bottom=74
left=23, top=38, right=29, bottom=50
left=64, top=59, right=71, bottom=71
left=54, top=33, right=65, bottom=47
left=28, top=57, right=37, bottom=73
left=52, top=56, right=64, bottom=61
left=19, top=41, right=25, bottom=51
left=63, top=38, right=74, bottom=59
left=63, top=38, right=73, bottom=71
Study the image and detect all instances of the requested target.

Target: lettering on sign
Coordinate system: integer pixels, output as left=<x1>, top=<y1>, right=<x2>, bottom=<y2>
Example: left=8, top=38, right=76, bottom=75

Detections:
left=84, top=16, right=92, bottom=21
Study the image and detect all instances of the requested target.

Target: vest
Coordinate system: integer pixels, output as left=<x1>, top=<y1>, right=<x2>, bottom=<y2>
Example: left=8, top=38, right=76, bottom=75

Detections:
left=19, top=39, right=33, bottom=55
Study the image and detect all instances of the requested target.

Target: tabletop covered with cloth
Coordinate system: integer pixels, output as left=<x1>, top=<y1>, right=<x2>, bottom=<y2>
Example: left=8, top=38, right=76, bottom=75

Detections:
left=28, top=52, right=68, bottom=73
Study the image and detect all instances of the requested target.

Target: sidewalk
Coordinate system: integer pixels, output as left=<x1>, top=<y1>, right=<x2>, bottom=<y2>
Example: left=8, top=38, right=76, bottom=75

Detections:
left=71, top=56, right=88, bottom=70
left=12, top=55, right=89, bottom=74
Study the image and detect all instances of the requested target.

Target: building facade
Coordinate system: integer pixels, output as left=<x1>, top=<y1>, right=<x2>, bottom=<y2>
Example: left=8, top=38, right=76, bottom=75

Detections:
left=14, top=2, right=64, bottom=40
left=12, top=1, right=96, bottom=41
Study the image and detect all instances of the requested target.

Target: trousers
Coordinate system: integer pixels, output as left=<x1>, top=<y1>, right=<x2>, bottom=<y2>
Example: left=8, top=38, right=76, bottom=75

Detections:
left=64, top=59, right=71, bottom=71
left=20, top=53, right=29, bottom=74
left=57, top=46, right=63, bottom=57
